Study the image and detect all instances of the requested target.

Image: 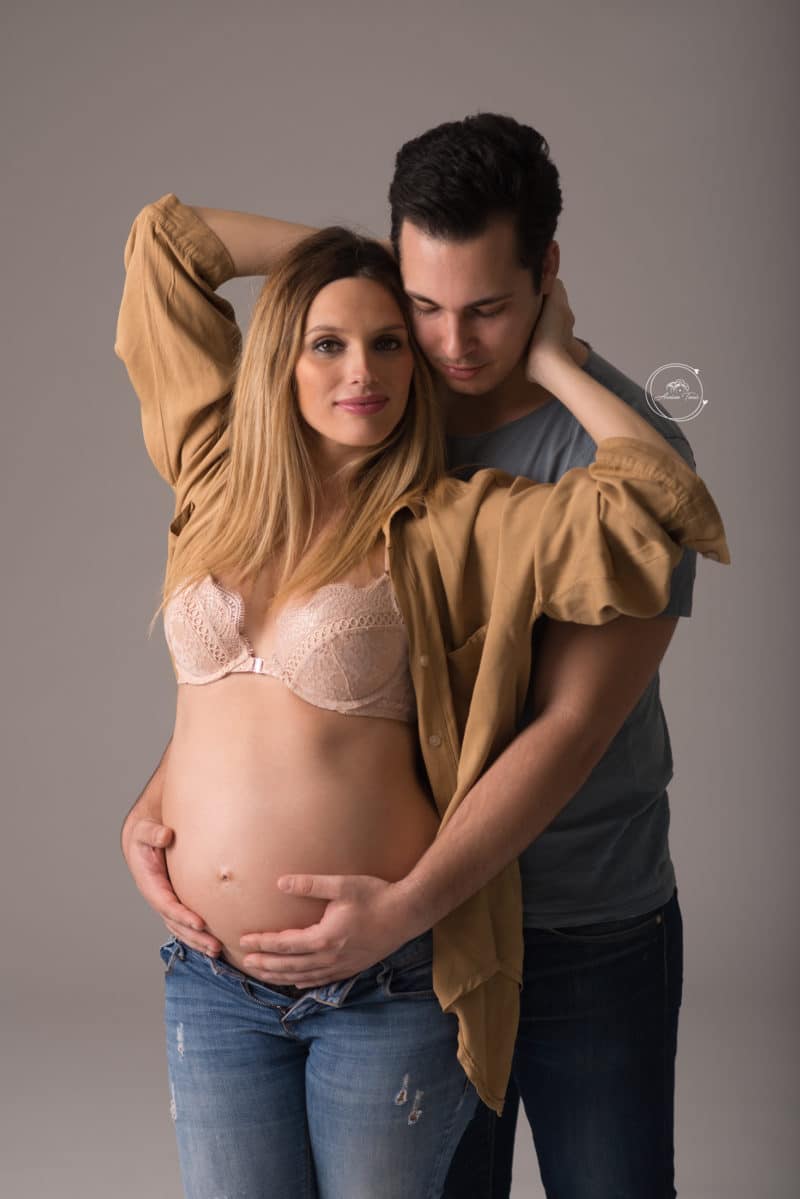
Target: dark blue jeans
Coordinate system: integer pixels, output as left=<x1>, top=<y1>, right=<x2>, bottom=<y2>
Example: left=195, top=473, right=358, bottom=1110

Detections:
left=443, top=889, right=683, bottom=1199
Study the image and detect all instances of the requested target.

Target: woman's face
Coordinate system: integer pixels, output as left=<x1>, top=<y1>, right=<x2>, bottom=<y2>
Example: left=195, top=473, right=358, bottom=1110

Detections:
left=294, top=276, right=414, bottom=472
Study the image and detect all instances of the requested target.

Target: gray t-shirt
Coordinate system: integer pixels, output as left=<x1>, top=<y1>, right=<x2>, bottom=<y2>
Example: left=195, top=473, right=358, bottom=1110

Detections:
left=446, top=347, right=696, bottom=926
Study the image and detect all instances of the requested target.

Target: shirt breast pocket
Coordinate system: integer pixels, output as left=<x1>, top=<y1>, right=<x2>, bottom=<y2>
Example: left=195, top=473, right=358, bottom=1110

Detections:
left=446, top=624, right=488, bottom=741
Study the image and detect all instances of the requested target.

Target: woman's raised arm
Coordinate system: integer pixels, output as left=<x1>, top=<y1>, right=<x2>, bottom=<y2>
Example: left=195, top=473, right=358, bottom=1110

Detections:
left=190, top=205, right=317, bottom=278
left=527, top=281, right=692, bottom=466
left=115, top=196, right=319, bottom=508
left=115, top=194, right=240, bottom=499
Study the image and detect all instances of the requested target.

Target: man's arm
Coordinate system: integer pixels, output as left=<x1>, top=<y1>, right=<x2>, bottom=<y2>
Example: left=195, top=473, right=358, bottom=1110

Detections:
left=238, top=615, right=678, bottom=985
left=121, top=740, right=223, bottom=956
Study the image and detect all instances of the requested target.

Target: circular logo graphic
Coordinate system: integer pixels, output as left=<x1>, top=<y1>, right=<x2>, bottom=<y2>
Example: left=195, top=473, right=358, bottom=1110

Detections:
left=644, top=364, right=707, bottom=422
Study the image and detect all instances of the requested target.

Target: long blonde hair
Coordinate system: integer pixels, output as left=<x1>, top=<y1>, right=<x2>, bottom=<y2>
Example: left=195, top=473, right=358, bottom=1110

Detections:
left=162, top=227, right=445, bottom=609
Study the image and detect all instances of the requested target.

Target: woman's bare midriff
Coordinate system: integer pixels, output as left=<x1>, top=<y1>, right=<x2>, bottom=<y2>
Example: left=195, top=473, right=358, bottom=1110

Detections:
left=162, top=674, right=439, bottom=977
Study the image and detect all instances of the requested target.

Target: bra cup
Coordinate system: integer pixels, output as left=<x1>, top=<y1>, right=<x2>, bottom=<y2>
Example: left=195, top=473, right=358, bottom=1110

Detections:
left=288, top=624, right=412, bottom=710
left=165, top=573, right=416, bottom=720
left=165, top=577, right=251, bottom=683
left=268, top=578, right=415, bottom=716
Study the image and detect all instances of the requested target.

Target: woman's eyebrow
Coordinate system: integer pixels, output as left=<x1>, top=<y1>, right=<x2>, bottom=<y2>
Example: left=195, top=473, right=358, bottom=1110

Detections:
left=305, top=323, right=407, bottom=335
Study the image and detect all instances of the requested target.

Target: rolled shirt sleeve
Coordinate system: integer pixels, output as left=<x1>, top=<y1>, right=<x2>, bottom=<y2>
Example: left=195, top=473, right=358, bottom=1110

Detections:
left=114, top=193, right=240, bottom=510
left=530, top=436, right=729, bottom=624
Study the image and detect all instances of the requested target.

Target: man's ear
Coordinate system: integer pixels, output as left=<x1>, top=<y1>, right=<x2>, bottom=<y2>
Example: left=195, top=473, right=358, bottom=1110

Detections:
left=539, top=241, right=561, bottom=295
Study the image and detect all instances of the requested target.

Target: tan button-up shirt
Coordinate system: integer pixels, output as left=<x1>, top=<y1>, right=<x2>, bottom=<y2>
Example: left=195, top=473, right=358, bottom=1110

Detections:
left=115, top=195, right=730, bottom=1112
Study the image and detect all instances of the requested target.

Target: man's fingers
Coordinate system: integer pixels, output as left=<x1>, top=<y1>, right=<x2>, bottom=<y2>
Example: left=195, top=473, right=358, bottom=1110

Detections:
left=251, top=971, right=338, bottom=988
left=136, top=864, right=208, bottom=934
left=130, top=838, right=203, bottom=928
left=134, top=819, right=175, bottom=849
left=241, top=949, right=335, bottom=974
left=160, top=894, right=210, bottom=934
left=162, top=918, right=222, bottom=957
left=277, top=873, right=352, bottom=900
left=239, top=927, right=330, bottom=955
left=242, top=954, right=341, bottom=986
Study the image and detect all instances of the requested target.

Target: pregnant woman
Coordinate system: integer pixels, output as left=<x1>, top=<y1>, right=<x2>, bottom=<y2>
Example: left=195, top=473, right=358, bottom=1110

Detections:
left=116, top=194, right=728, bottom=1199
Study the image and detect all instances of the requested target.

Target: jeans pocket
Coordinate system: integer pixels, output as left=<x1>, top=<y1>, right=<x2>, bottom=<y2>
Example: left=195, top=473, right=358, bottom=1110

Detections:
left=546, top=907, right=664, bottom=946
left=381, top=954, right=436, bottom=1000
left=159, top=938, right=186, bottom=974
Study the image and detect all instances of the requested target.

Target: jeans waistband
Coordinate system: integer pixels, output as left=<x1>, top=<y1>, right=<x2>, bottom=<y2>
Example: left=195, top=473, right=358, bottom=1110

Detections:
left=163, top=928, right=434, bottom=999
left=380, top=929, right=433, bottom=971
left=263, top=930, right=435, bottom=1002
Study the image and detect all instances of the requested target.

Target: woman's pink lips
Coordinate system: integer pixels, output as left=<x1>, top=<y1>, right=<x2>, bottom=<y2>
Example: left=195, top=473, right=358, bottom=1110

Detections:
left=335, top=394, right=390, bottom=414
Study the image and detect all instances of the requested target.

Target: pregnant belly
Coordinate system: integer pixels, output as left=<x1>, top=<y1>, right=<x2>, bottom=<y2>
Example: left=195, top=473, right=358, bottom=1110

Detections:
left=162, top=683, right=439, bottom=975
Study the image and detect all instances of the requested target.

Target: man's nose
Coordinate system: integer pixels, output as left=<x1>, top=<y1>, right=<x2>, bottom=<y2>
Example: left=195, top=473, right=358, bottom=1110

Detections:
left=442, top=315, right=472, bottom=362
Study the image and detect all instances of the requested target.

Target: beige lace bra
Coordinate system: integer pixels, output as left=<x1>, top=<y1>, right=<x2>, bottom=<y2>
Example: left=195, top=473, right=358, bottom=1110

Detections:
left=163, top=573, right=416, bottom=723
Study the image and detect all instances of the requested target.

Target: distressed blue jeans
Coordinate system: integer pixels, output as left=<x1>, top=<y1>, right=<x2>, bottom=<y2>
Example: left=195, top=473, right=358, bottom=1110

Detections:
left=443, top=889, right=683, bottom=1198
left=159, top=929, right=478, bottom=1198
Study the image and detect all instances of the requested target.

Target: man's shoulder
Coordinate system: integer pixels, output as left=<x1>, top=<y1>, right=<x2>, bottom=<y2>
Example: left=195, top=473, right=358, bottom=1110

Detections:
left=583, top=348, right=696, bottom=470
left=446, top=346, right=697, bottom=484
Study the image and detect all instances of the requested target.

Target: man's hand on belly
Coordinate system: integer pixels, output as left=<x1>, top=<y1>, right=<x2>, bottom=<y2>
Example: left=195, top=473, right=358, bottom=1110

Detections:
left=123, top=814, right=223, bottom=957
left=239, top=874, right=422, bottom=987
left=122, top=741, right=223, bottom=957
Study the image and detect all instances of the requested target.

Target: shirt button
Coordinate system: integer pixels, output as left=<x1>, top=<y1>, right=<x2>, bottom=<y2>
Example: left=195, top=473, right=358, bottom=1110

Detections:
left=428, top=733, right=442, bottom=748
left=419, top=654, right=429, bottom=667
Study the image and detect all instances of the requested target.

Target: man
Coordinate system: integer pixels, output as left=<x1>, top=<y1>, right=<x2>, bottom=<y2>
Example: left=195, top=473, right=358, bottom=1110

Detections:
left=123, top=114, right=694, bottom=1197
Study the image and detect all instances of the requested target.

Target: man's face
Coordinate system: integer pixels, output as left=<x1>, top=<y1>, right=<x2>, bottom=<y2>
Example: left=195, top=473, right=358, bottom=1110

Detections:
left=399, top=216, right=553, bottom=396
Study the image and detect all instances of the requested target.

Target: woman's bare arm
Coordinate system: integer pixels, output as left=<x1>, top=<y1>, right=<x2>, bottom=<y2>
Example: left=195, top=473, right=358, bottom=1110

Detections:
left=117, top=199, right=315, bottom=956
left=527, top=281, right=689, bottom=467
left=190, top=206, right=318, bottom=278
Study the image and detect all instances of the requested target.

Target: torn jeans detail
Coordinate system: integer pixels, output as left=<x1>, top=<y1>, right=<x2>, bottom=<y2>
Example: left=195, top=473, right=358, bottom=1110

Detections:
left=158, top=930, right=479, bottom=1199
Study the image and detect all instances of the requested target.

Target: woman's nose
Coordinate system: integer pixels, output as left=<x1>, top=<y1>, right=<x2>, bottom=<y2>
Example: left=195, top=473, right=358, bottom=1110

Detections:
left=348, top=347, right=379, bottom=385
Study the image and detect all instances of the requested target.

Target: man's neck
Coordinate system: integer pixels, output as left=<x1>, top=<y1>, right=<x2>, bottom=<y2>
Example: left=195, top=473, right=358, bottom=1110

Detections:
left=443, top=336, right=591, bottom=438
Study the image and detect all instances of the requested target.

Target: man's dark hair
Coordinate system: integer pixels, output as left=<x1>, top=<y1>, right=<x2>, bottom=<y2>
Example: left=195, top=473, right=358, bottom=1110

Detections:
left=389, top=113, right=562, bottom=292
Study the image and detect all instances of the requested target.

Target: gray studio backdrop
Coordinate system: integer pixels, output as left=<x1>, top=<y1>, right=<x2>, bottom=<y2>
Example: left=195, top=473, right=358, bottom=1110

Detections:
left=2, top=1, right=797, bottom=1196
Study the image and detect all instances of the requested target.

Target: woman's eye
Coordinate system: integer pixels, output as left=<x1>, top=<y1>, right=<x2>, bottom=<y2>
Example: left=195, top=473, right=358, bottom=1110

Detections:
left=375, top=336, right=404, bottom=351
left=312, top=338, right=343, bottom=353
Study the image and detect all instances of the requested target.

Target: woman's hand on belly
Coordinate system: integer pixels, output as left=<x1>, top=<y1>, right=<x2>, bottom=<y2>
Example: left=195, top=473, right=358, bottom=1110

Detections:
left=238, top=872, right=423, bottom=988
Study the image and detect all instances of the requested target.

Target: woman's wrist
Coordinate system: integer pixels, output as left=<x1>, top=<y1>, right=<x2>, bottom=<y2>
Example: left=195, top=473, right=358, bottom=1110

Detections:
left=527, top=347, right=582, bottom=397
